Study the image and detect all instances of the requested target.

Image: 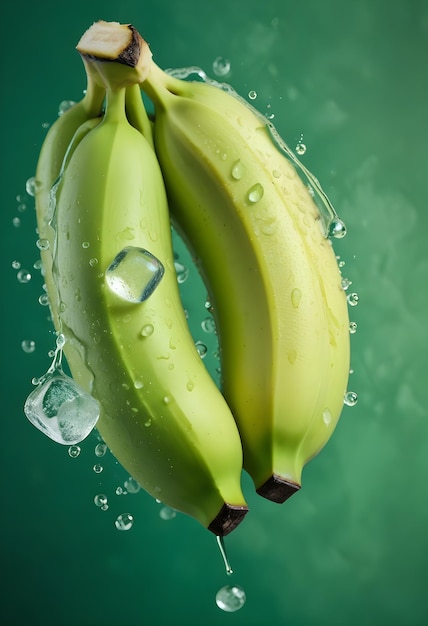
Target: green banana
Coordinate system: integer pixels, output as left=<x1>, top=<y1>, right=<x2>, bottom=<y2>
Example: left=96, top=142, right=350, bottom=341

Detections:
left=141, top=60, right=351, bottom=502
left=32, top=21, right=248, bottom=535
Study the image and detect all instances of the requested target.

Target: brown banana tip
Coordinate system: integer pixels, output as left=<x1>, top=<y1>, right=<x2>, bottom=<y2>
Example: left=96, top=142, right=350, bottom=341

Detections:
left=256, top=474, right=301, bottom=503
left=208, top=503, right=249, bottom=536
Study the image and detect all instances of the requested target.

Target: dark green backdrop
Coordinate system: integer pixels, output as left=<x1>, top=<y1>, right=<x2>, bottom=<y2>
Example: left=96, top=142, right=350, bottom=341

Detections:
left=1, top=1, right=427, bottom=624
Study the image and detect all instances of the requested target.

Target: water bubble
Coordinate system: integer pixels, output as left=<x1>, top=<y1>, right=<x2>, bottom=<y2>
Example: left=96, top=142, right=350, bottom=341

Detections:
left=231, top=159, right=245, bottom=180
left=94, top=494, right=108, bottom=507
left=328, top=217, right=347, bottom=239
left=106, top=246, right=164, bottom=303
left=38, top=293, right=50, bottom=306
left=36, top=238, right=50, bottom=251
left=201, top=317, right=216, bottom=333
left=215, top=585, right=246, bottom=612
left=24, top=372, right=100, bottom=445
left=58, top=100, right=76, bottom=116
left=21, top=339, right=36, bottom=353
left=174, top=261, right=189, bottom=284
left=159, top=506, right=177, bottom=521
left=93, top=464, right=103, bottom=473
left=296, top=142, right=307, bottom=156
left=248, top=90, right=257, bottom=100
left=95, top=442, right=107, bottom=457
left=291, top=287, right=302, bottom=309
left=12, top=260, right=21, bottom=270
left=322, top=408, right=332, bottom=426
left=17, top=269, right=31, bottom=284
left=124, top=478, right=141, bottom=494
left=212, top=56, right=231, bottom=76
left=349, top=321, right=358, bottom=334
left=115, top=513, right=134, bottom=531
left=68, top=445, right=81, bottom=458
left=140, top=323, right=154, bottom=338
left=26, top=176, right=41, bottom=197
left=341, top=277, right=352, bottom=291
left=195, top=341, right=208, bottom=358
left=247, top=183, right=264, bottom=204
left=12, top=217, right=21, bottom=228
left=344, top=391, right=358, bottom=407
left=347, top=292, right=359, bottom=307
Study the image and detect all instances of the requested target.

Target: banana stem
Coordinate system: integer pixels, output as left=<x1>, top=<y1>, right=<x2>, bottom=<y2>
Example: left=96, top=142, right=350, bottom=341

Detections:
left=80, top=57, right=106, bottom=116
left=125, top=84, right=154, bottom=148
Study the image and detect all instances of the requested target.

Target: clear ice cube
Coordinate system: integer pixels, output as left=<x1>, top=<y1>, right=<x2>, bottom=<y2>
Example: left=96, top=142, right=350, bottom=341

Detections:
left=24, top=372, right=100, bottom=445
left=106, top=246, right=165, bottom=303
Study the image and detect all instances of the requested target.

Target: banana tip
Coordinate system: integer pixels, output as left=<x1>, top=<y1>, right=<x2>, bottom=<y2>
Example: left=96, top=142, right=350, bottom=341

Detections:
left=256, top=474, right=300, bottom=503
left=208, top=503, right=249, bottom=536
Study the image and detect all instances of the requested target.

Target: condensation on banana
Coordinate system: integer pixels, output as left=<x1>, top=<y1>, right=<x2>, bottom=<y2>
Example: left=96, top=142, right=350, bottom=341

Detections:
left=33, top=21, right=248, bottom=535
left=141, top=59, right=351, bottom=503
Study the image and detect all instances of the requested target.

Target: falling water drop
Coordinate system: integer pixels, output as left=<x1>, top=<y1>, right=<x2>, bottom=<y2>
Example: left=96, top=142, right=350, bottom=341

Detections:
left=344, top=391, right=358, bottom=407
left=216, top=535, right=233, bottom=575
left=215, top=585, right=246, bottom=612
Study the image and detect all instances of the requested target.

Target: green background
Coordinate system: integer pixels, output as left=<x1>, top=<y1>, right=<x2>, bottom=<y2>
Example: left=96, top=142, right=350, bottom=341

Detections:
left=1, top=0, right=427, bottom=624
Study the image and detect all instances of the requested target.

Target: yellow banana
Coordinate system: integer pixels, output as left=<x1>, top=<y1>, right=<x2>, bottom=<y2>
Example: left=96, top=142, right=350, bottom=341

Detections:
left=141, top=60, right=351, bottom=502
left=29, top=21, right=248, bottom=535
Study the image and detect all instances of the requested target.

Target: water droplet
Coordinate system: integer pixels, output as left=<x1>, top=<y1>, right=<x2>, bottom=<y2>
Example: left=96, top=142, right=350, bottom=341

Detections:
left=247, top=183, right=264, bottom=204
left=144, top=419, right=152, bottom=427
left=94, top=494, right=108, bottom=507
left=296, top=142, right=307, bottom=156
left=36, top=238, right=50, bottom=251
left=186, top=380, right=195, bottom=392
left=38, top=293, right=50, bottom=306
left=322, top=408, right=332, bottom=426
left=133, top=379, right=144, bottom=389
left=231, top=159, right=245, bottom=180
left=93, top=464, right=103, bottom=473
left=12, top=216, right=21, bottom=227
left=25, top=176, right=40, bottom=197
left=272, top=169, right=281, bottom=178
left=212, top=56, right=231, bottom=76
left=341, top=277, right=352, bottom=291
left=106, top=246, right=164, bottom=303
left=344, top=391, right=358, bottom=407
left=174, top=261, right=189, bottom=284
left=58, top=100, right=75, bottom=116
left=116, top=486, right=124, bottom=495
left=21, top=339, right=36, bottom=354
left=24, top=372, right=100, bottom=445
left=95, top=442, right=107, bottom=457
left=159, top=506, right=177, bottom=521
left=288, top=349, right=297, bottom=365
left=195, top=341, right=208, bottom=358
left=124, top=477, right=141, bottom=494
left=216, top=535, right=233, bottom=575
left=328, top=217, right=347, bottom=239
left=89, top=257, right=98, bottom=267
left=163, top=395, right=171, bottom=405
left=201, top=317, right=216, bottom=333
left=291, top=287, right=302, bottom=309
left=17, top=203, right=27, bottom=213
left=215, top=585, right=246, bottom=612
left=12, top=260, right=21, bottom=270
left=68, top=445, right=81, bottom=458
left=347, top=292, right=359, bottom=307
left=115, top=513, right=134, bottom=531
left=140, top=323, right=154, bottom=338
left=82, top=241, right=90, bottom=249
left=349, top=321, right=358, bottom=334
left=17, top=269, right=31, bottom=283
left=248, top=90, right=257, bottom=100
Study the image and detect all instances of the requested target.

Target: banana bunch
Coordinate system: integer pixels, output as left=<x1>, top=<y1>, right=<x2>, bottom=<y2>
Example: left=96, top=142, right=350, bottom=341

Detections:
left=29, top=19, right=351, bottom=536
left=32, top=21, right=248, bottom=536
